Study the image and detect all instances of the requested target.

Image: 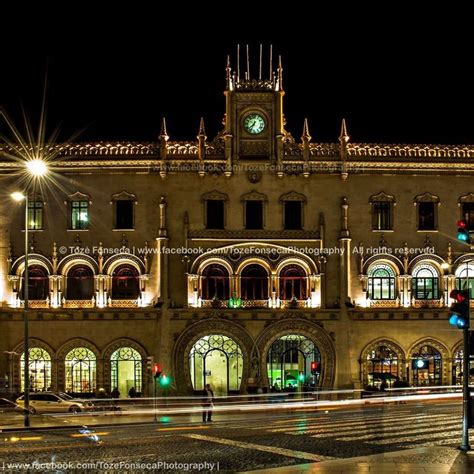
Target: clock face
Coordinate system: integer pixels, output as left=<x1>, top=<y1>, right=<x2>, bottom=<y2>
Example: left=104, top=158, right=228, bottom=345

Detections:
left=244, top=113, right=265, bottom=135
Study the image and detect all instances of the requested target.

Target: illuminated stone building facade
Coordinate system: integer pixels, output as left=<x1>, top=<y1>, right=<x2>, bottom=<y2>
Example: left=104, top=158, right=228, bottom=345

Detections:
left=1, top=55, right=474, bottom=397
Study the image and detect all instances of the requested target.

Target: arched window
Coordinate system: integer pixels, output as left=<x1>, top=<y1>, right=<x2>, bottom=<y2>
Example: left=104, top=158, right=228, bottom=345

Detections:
left=21, top=265, right=49, bottom=300
left=66, top=266, right=94, bottom=300
left=280, top=265, right=307, bottom=300
left=367, top=264, right=396, bottom=300
left=267, top=334, right=321, bottom=391
left=412, top=264, right=439, bottom=300
left=21, top=348, right=52, bottom=392
left=241, top=264, right=268, bottom=300
left=455, top=264, right=474, bottom=299
left=65, top=347, right=97, bottom=394
left=453, top=348, right=463, bottom=385
left=111, top=347, right=142, bottom=397
left=189, top=335, right=243, bottom=395
left=201, top=264, right=230, bottom=300
left=411, top=345, right=442, bottom=386
left=112, top=265, right=139, bottom=299
left=366, top=346, right=399, bottom=389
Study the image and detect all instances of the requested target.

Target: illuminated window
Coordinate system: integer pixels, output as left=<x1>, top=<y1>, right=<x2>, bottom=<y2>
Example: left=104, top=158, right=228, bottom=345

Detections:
left=412, top=265, right=439, bottom=299
left=366, top=346, right=398, bottom=389
left=71, top=201, right=89, bottom=230
left=28, top=201, right=43, bottom=230
left=111, top=347, right=142, bottom=396
left=21, top=348, right=52, bottom=392
left=455, top=264, right=474, bottom=299
left=65, top=347, right=97, bottom=394
left=368, top=264, right=396, bottom=300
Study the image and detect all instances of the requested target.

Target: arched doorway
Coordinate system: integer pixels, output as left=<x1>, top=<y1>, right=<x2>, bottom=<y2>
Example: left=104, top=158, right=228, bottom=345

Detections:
left=65, top=347, right=97, bottom=394
left=20, top=348, right=52, bottom=391
left=189, top=335, right=243, bottom=396
left=279, top=265, right=307, bottom=301
left=66, top=265, right=94, bottom=300
left=241, top=264, right=268, bottom=300
left=110, top=347, right=142, bottom=397
left=366, top=346, right=399, bottom=389
left=411, top=345, right=442, bottom=386
left=267, top=334, right=321, bottom=392
left=453, top=348, right=463, bottom=385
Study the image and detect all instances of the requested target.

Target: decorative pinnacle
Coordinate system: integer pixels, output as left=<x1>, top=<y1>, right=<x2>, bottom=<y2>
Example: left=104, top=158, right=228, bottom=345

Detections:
left=339, top=118, right=349, bottom=143
left=160, top=117, right=169, bottom=140
left=198, top=117, right=206, bottom=139
left=301, top=118, right=311, bottom=142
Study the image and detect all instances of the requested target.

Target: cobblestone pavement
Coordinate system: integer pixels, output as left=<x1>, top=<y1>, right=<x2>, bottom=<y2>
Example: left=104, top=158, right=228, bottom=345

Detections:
left=0, top=402, right=470, bottom=473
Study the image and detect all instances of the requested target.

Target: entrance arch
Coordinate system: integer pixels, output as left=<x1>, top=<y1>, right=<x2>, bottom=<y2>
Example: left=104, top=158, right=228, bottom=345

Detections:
left=173, top=320, right=254, bottom=395
left=189, top=335, right=243, bottom=396
left=258, top=319, right=336, bottom=390
left=267, top=335, right=320, bottom=391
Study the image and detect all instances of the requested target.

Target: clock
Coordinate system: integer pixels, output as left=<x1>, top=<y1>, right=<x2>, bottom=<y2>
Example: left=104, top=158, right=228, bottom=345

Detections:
left=244, top=113, right=265, bottom=135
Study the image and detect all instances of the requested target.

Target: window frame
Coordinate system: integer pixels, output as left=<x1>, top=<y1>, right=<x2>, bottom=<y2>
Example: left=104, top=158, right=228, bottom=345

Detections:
left=70, top=200, right=90, bottom=230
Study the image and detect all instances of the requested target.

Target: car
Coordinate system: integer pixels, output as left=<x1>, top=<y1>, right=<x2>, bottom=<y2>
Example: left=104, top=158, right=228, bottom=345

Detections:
left=0, top=398, right=23, bottom=413
left=15, top=392, right=92, bottom=414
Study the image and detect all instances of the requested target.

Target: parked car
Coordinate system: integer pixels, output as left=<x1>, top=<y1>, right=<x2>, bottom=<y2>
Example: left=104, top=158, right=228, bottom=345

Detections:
left=0, top=398, right=24, bottom=413
left=15, top=392, right=93, bottom=414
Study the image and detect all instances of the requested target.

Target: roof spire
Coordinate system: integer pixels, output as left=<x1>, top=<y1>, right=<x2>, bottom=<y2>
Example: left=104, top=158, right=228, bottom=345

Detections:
left=276, top=55, right=283, bottom=90
left=339, top=118, right=349, bottom=143
left=301, top=118, right=311, bottom=142
left=160, top=117, right=169, bottom=140
left=246, top=44, right=250, bottom=80
left=269, top=44, right=273, bottom=80
left=198, top=117, right=206, bottom=139
left=225, top=54, right=233, bottom=90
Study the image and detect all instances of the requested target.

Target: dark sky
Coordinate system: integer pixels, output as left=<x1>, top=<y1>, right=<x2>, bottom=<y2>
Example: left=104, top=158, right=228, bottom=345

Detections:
left=0, top=10, right=472, bottom=145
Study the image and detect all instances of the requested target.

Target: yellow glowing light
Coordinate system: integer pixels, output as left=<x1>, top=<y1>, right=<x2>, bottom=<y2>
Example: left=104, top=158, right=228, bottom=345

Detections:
left=26, top=159, right=48, bottom=177
left=441, top=262, right=450, bottom=270
left=11, top=192, right=26, bottom=201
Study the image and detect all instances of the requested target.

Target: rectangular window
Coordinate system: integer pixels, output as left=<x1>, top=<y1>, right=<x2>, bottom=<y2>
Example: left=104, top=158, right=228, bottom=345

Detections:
left=418, top=202, right=436, bottom=230
left=28, top=201, right=43, bottom=230
left=462, top=203, right=474, bottom=231
left=206, top=200, right=225, bottom=229
left=115, top=200, right=134, bottom=229
left=245, top=201, right=263, bottom=230
left=372, top=202, right=392, bottom=230
left=71, top=201, right=89, bottom=230
left=284, top=201, right=302, bottom=230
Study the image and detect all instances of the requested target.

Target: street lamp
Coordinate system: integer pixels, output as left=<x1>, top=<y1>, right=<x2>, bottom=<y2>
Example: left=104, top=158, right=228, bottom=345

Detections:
left=11, top=158, right=49, bottom=428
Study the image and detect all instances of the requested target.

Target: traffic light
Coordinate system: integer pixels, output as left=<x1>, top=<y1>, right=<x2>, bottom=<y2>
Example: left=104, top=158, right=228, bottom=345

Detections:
left=412, top=359, right=429, bottom=370
left=449, top=289, right=470, bottom=329
left=146, top=356, right=153, bottom=371
left=311, top=361, right=320, bottom=375
left=457, top=219, right=470, bottom=243
left=298, top=371, right=305, bottom=382
left=159, top=373, right=170, bottom=387
left=153, top=363, right=162, bottom=379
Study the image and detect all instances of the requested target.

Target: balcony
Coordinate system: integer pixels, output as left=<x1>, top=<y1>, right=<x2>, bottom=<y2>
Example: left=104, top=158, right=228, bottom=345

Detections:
left=62, top=299, right=96, bottom=309
left=367, top=299, right=400, bottom=308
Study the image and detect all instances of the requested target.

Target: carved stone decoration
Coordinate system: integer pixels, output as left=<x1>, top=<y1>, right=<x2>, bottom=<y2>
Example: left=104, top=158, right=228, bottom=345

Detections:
left=255, top=318, right=336, bottom=390
left=246, top=170, right=262, bottom=184
left=279, top=191, right=307, bottom=202
left=171, top=319, right=255, bottom=394
left=369, top=192, right=396, bottom=204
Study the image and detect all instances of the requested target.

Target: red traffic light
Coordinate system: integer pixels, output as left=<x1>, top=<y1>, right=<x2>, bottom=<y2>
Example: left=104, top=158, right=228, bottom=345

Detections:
left=457, top=219, right=468, bottom=229
left=450, top=289, right=469, bottom=302
left=311, top=361, right=320, bottom=374
left=153, top=363, right=162, bottom=378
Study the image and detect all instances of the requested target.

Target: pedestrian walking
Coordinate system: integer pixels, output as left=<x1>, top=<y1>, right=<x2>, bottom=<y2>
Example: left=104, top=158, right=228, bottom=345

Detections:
left=202, top=384, right=214, bottom=422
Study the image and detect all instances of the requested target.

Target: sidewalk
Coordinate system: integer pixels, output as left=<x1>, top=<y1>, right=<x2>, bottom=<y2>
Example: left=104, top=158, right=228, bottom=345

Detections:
left=243, top=447, right=474, bottom=473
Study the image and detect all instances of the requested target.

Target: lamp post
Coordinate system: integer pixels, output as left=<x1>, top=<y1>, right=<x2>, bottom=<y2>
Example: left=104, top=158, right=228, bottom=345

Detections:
left=11, top=158, right=48, bottom=428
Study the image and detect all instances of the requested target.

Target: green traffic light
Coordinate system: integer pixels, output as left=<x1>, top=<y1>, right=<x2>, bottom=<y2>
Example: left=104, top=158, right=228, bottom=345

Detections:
left=159, top=374, right=170, bottom=387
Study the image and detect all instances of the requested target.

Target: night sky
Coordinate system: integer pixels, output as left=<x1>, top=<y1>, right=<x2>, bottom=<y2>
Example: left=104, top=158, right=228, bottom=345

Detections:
left=0, top=11, right=472, bottom=145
